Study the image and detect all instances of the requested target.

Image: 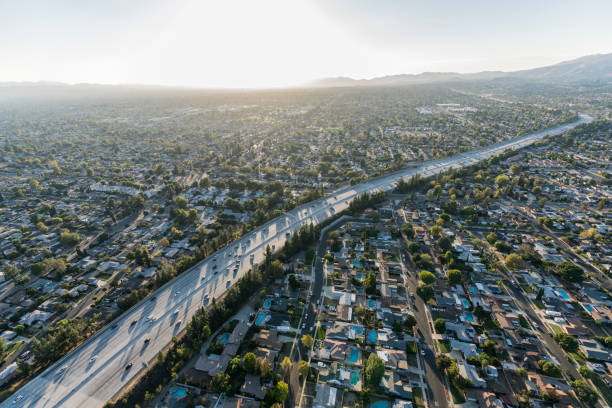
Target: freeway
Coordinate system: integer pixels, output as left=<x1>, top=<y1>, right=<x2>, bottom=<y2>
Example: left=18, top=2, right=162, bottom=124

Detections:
left=3, top=114, right=592, bottom=408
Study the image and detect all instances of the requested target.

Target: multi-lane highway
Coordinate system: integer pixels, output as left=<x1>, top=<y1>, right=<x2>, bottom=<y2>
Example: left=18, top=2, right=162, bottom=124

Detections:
left=3, top=114, right=591, bottom=408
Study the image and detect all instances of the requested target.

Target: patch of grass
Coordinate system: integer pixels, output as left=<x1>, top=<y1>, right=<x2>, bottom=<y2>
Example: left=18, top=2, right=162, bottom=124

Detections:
left=450, top=383, right=466, bottom=404
left=0, top=389, right=14, bottom=403
left=549, top=323, right=563, bottom=335
left=569, top=351, right=586, bottom=364
left=437, top=340, right=450, bottom=353
left=96, top=272, right=112, bottom=281
left=7, top=341, right=23, bottom=355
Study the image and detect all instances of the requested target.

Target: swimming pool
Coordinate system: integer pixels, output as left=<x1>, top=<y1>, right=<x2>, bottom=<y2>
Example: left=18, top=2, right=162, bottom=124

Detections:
left=583, top=303, right=594, bottom=313
left=549, top=279, right=558, bottom=287
left=469, top=286, right=477, bottom=295
left=462, top=298, right=470, bottom=308
left=465, top=311, right=475, bottom=323
left=354, top=325, right=364, bottom=335
left=350, top=370, right=360, bottom=386
left=368, top=330, right=377, bottom=343
left=371, top=401, right=389, bottom=408
left=171, top=388, right=187, bottom=398
left=367, top=299, right=375, bottom=308
left=346, top=347, right=359, bottom=364
left=557, top=289, right=570, bottom=300
left=255, top=311, right=268, bottom=326
left=219, top=333, right=230, bottom=344
left=263, top=298, right=271, bottom=308
left=353, top=262, right=363, bottom=268
left=356, top=272, right=363, bottom=280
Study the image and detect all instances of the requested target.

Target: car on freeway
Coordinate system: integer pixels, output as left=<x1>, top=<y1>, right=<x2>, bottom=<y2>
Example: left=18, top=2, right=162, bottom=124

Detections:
left=12, top=395, right=24, bottom=404
left=89, top=356, right=97, bottom=363
left=421, top=348, right=426, bottom=356
left=144, top=338, right=150, bottom=344
left=125, top=363, right=133, bottom=370
left=130, top=320, right=137, bottom=327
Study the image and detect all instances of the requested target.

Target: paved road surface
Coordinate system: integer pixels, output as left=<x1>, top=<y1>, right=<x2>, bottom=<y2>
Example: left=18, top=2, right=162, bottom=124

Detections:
left=3, top=115, right=591, bottom=408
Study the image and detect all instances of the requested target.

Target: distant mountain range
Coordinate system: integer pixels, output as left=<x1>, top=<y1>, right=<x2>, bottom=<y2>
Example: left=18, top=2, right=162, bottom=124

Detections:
left=1, top=53, right=610, bottom=92
left=310, top=53, right=612, bottom=87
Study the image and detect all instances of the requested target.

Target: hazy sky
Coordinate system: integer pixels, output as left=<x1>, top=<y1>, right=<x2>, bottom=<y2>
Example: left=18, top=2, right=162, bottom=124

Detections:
left=1, top=0, right=611, bottom=88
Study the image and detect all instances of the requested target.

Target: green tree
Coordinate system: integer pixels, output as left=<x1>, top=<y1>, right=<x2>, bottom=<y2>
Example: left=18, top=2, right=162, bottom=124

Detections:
left=505, top=253, right=524, bottom=270
left=538, top=360, right=562, bottom=377
left=434, top=318, right=446, bottom=334
left=555, top=262, right=585, bottom=283
left=430, top=225, right=443, bottom=239
left=495, top=174, right=510, bottom=187
left=553, top=333, right=578, bottom=352
left=404, top=314, right=417, bottom=330
left=298, top=360, right=309, bottom=377
left=436, top=354, right=453, bottom=371
left=174, top=196, right=188, bottom=209
left=365, top=353, right=385, bottom=385
left=242, top=352, right=258, bottom=373
left=59, top=229, right=81, bottom=248
left=446, top=269, right=463, bottom=285
left=486, top=231, right=498, bottom=245
left=281, top=356, right=293, bottom=377
left=301, top=334, right=314, bottom=349
left=419, top=270, right=436, bottom=285
left=364, top=271, right=377, bottom=295
left=416, top=284, right=434, bottom=302
left=401, top=223, right=415, bottom=239
left=571, top=380, right=598, bottom=405
left=211, top=372, right=231, bottom=393
left=269, top=381, right=288, bottom=403
left=2, top=264, right=19, bottom=280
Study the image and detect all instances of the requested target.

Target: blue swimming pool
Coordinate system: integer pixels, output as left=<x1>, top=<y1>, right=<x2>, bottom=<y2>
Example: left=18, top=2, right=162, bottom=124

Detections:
left=371, top=401, right=389, bottom=408
left=462, top=298, right=470, bottom=308
left=583, top=304, right=593, bottom=313
left=263, top=298, right=271, bottom=308
left=549, top=279, right=558, bottom=287
left=557, top=289, right=570, bottom=300
left=350, top=370, right=360, bottom=386
left=219, top=332, right=230, bottom=344
left=353, top=262, right=363, bottom=268
left=171, top=388, right=187, bottom=398
left=368, top=330, right=377, bottom=343
left=367, top=299, right=375, bottom=308
left=469, top=286, right=477, bottom=295
left=255, top=312, right=267, bottom=326
left=354, top=325, right=364, bottom=335
left=465, top=311, right=475, bottom=323
left=356, top=272, right=363, bottom=280
left=346, top=347, right=359, bottom=364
